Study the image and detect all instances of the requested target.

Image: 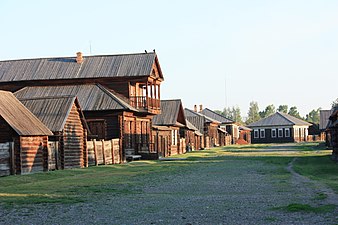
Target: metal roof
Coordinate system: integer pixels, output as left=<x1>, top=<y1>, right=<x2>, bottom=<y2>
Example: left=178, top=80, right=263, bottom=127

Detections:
left=319, top=109, right=333, bottom=130
left=153, top=99, right=186, bottom=126
left=0, top=52, right=163, bottom=82
left=184, top=108, right=205, bottom=133
left=19, top=96, right=81, bottom=132
left=14, top=84, right=137, bottom=112
left=0, top=91, right=53, bottom=136
left=248, top=112, right=311, bottom=127
left=200, top=108, right=234, bottom=124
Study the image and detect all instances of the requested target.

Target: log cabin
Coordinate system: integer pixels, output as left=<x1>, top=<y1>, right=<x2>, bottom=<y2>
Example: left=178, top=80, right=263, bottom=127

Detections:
left=152, top=99, right=187, bottom=157
left=18, top=96, right=88, bottom=169
left=236, top=126, right=252, bottom=145
left=200, top=107, right=237, bottom=145
left=181, top=119, right=203, bottom=151
left=0, top=91, right=52, bottom=176
left=247, top=112, right=311, bottom=144
left=0, top=52, right=164, bottom=161
left=14, top=84, right=154, bottom=161
left=184, top=107, right=221, bottom=149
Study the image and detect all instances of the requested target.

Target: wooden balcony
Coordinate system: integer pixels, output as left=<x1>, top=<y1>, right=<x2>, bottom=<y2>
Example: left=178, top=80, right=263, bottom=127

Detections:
left=129, top=96, right=161, bottom=114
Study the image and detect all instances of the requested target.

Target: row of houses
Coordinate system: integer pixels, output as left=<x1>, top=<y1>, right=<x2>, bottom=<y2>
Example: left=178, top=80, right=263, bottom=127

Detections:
left=0, top=51, right=247, bottom=176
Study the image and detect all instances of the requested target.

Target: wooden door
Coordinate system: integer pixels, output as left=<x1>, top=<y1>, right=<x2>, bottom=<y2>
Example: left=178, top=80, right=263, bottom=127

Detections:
left=87, top=120, right=106, bottom=140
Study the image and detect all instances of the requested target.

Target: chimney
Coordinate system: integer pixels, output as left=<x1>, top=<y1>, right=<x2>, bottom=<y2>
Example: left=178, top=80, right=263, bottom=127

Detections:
left=76, top=52, right=84, bottom=64
left=194, top=105, right=197, bottom=112
left=199, top=104, right=203, bottom=112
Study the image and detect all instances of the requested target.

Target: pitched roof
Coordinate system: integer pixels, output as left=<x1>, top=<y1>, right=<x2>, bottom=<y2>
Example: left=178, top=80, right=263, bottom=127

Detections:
left=200, top=108, right=234, bottom=124
left=0, top=91, right=53, bottom=136
left=320, top=109, right=333, bottom=130
left=19, top=96, right=83, bottom=132
left=184, top=108, right=205, bottom=133
left=0, top=52, right=163, bottom=82
left=153, top=99, right=186, bottom=126
left=247, top=112, right=311, bottom=127
left=14, top=84, right=137, bottom=112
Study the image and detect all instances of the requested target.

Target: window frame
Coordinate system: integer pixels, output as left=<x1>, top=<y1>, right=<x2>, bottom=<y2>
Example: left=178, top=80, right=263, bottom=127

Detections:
left=285, top=128, right=290, bottom=137
left=278, top=128, right=283, bottom=138
left=260, top=129, right=265, bottom=138
left=271, top=129, right=276, bottom=138
left=254, top=129, right=259, bottom=138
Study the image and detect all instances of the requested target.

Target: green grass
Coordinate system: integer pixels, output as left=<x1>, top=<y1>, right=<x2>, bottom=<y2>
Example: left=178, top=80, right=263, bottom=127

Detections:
left=293, top=155, right=338, bottom=193
left=0, top=142, right=336, bottom=207
left=274, top=203, right=336, bottom=213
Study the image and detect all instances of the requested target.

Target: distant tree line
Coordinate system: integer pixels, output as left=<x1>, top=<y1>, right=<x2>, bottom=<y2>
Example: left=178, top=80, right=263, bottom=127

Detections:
left=216, top=98, right=338, bottom=126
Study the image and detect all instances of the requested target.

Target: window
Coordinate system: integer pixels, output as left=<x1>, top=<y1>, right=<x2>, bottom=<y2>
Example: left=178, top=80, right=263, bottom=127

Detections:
left=278, top=128, right=283, bottom=137
left=260, top=129, right=265, bottom=138
left=254, top=129, right=259, bottom=138
left=271, top=129, right=276, bottom=138
left=172, top=130, right=178, bottom=145
left=285, top=128, right=290, bottom=137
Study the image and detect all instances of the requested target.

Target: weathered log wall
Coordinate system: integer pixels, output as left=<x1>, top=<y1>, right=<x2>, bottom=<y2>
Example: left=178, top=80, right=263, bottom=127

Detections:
left=61, top=104, right=85, bottom=169
left=0, top=142, right=10, bottom=176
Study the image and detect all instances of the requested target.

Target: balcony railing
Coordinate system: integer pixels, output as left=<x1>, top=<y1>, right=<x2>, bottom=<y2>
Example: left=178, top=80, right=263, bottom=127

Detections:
left=129, top=96, right=160, bottom=111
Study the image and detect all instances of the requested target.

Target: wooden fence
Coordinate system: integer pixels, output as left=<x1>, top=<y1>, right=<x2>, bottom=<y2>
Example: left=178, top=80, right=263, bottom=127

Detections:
left=87, top=139, right=121, bottom=166
left=0, top=142, right=11, bottom=176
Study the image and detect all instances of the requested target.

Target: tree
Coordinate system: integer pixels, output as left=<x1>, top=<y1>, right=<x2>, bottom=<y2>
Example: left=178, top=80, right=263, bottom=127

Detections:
left=221, top=106, right=243, bottom=124
left=259, top=104, right=276, bottom=118
left=277, top=105, right=288, bottom=113
left=305, top=108, right=321, bottom=124
left=231, top=106, right=243, bottom=124
left=332, top=98, right=338, bottom=108
left=288, top=106, right=302, bottom=119
left=246, top=101, right=260, bottom=125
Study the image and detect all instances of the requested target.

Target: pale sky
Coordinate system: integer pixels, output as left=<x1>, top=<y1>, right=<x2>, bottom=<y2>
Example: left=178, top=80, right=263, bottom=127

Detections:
left=0, top=0, right=337, bottom=118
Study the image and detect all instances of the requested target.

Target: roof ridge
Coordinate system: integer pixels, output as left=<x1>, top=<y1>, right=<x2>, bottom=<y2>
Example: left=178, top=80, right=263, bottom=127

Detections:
left=18, top=95, right=76, bottom=101
left=0, top=52, right=156, bottom=62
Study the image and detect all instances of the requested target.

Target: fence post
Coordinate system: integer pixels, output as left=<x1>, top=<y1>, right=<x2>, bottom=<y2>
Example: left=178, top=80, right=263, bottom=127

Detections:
left=101, top=140, right=106, bottom=165
left=93, top=139, right=98, bottom=166
left=111, top=139, right=115, bottom=164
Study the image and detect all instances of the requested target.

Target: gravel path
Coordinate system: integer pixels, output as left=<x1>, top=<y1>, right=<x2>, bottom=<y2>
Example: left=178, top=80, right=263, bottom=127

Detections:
left=1, top=144, right=337, bottom=225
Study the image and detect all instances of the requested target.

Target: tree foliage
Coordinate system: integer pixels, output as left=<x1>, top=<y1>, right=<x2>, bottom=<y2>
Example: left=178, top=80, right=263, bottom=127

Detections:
left=305, top=108, right=321, bottom=124
left=277, top=105, right=288, bottom=113
left=332, top=98, right=338, bottom=108
left=222, top=106, right=243, bottom=124
left=246, top=101, right=260, bottom=125
left=288, top=106, right=302, bottom=119
left=259, top=104, right=276, bottom=118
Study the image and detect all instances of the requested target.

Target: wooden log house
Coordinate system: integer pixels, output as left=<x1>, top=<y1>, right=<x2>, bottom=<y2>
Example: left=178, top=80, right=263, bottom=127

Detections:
left=181, top=119, right=203, bottom=151
left=184, top=107, right=221, bottom=149
left=0, top=91, right=53, bottom=176
left=18, top=96, right=88, bottom=169
left=152, top=99, right=187, bottom=157
left=14, top=84, right=153, bottom=161
left=0, top=52, right=164, bottom=161
left=200, top=107, right=236, bottom=145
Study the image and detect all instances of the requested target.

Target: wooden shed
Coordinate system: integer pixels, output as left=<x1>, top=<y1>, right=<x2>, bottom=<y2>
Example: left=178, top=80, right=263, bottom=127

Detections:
left=0, top=91, right=53, bottom=176
left=18, top=96, right=88, bottom=169
left=152, top=100, right=187, bottom=157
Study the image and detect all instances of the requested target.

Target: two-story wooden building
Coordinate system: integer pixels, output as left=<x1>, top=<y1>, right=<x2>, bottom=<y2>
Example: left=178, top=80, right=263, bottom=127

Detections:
left=0, top=52, right=164, bottom=161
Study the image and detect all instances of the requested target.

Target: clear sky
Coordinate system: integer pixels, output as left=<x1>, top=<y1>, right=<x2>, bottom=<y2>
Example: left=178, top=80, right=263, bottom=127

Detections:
left=0, top=0, right=337, bottom=118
